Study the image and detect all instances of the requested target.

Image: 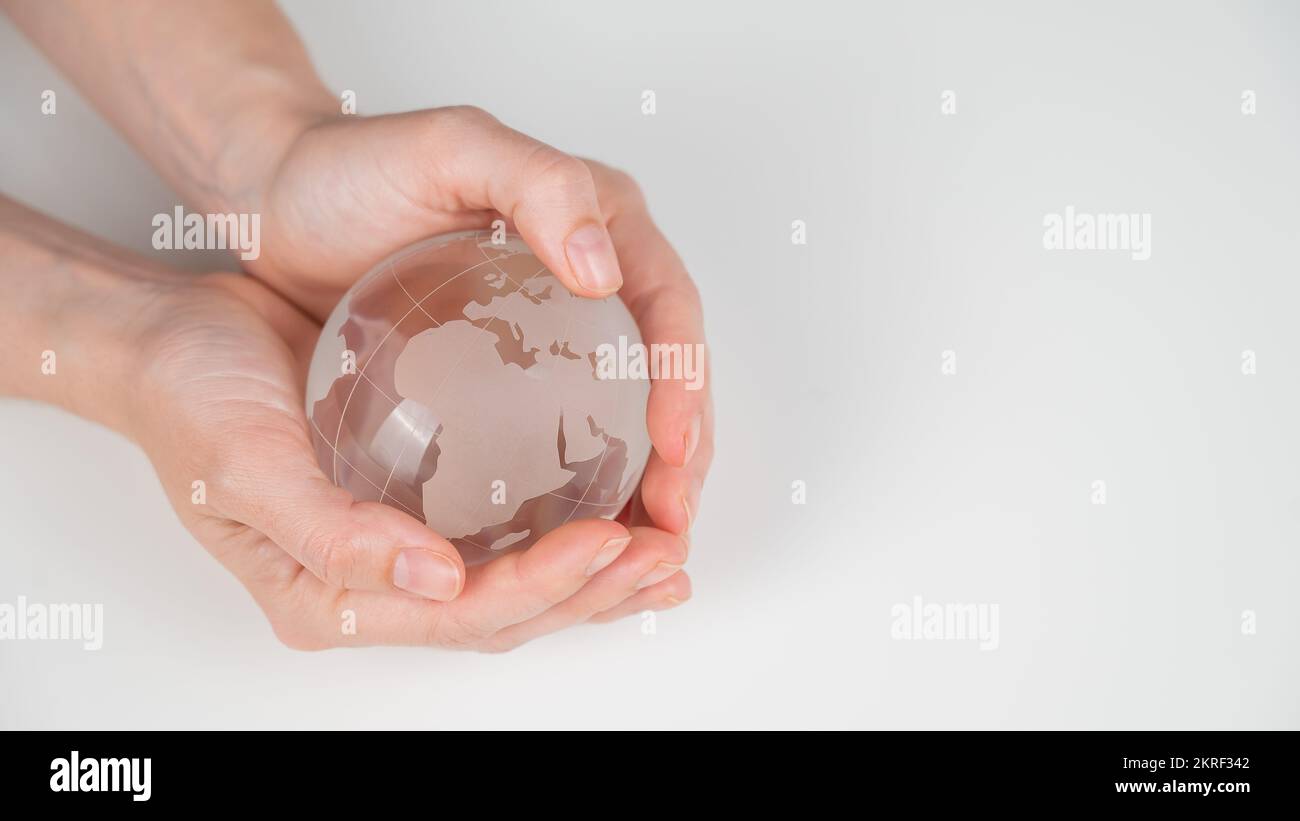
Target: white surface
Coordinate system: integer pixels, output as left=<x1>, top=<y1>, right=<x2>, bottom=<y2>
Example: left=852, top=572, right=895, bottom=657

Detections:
left=1, top=0, right=1298, bottom=729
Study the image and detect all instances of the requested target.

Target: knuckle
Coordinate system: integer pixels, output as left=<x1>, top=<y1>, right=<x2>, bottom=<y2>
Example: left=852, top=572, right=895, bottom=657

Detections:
left=422, top=106, right=500, bottom=157
left=525, top=147, right=595, bottom=194
left=432, top=610, right=495, bottom=649
left=437, top=104, right=498, bottom=130
left=648, top=532, right=689, bottom=568
left=306, top=526, right=358, bottom=590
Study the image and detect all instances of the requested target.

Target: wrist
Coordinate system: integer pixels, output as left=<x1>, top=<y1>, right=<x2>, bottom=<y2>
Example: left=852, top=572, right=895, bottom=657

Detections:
left=203, top=88, right=339, bottom=216
left=0, top=201, right=178, bottom=442
left=4, top=0, right=338, bottom=219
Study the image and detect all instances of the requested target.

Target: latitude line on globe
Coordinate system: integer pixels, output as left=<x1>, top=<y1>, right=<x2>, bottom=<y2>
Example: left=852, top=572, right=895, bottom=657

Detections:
left=413, top=266, right=542, bottom=412
left=376, top=256, right=465, bottom=509
left=414, top=261, right=546, bottom=538
left=370, top=237, right=538, bottom=549
left=559, top=370, right=624, bottom=527
left=475, top=240, right=609, bottom=347
left=323, top=233, right=640, bottom=555
left=462, top=242, right=574, bottom=528
left=390, top=262, right=545, bottom=546
left=558, top=288, right=627, bottom=528
left=376, top=427, right=413, bottom=508
left=309, top=414, right=425, bottom=519
left=565, top=281, right=636, bottom=525
left=355, top=366, right=401, bottom=409
left=330, top=252, right=506, bottom=485
left=474, top=242, right=635, bottom=531
left=390, top=261, right=443, bottom=328
left=464, top=244, right=612, bottom=546
left=543, top=493, right=623, bottom=506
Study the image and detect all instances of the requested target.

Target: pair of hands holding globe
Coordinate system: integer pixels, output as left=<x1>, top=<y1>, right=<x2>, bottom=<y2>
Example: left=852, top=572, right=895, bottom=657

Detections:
left=4, top=1, right=711, bottom=652
left=146, top=111, right=713, bottom=652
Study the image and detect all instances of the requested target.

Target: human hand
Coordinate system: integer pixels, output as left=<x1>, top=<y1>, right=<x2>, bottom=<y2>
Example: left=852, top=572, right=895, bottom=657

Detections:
left=126, top=268, right=693, bottom=651
left=0, top=190, right=693, bottom=651
left=1, top=0, right=712, bottom=631
left=236, top=106, right=714, bottom=565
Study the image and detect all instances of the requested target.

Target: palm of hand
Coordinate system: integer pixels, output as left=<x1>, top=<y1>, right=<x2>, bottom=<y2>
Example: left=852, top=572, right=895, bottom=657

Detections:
left=246, top=111, right=494, bottom=320
left=135, top=274, right=348, bottom=643
left=142, top=106, right=712, bottom=650
left=136, top=274, right=692, bottom=651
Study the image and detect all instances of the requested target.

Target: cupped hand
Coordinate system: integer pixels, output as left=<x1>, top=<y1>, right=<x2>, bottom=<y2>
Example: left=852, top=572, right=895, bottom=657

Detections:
left=240, top=106, right=714, bottom=557
left=131, top=270, right=690, bottom=651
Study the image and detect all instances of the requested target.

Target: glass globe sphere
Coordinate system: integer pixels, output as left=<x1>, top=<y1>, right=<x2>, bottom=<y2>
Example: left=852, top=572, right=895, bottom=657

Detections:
left=305, top=231, right=651, bottom=565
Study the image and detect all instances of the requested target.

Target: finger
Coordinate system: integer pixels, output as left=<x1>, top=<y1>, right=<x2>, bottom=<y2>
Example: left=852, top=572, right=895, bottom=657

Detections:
left=477, top=526, right=689, bottom=652
left=605, top=206, right=712, bottom=471
left=201, top=272, right=321, bottom=369
left=211, top=425, right=466, bottom=602
left=427, top=106, right=623, bottom=297
left=182, top=276, right=466, bottom=602
left=636, top=286, right=709, bottom=469
left=231, top=560, right=447, bottom=651
left=206, top=525, right=456, bottom=650
left=609, top=210, right=713, bottom=532
left=427, top=518, right=632, bottom=647
left=586, top=571, right=693, bottom=624
left=213, top=521, right=627, bottom=650
left=215, top=518, right=657, bottom=650
left=632, top=403, right=713, bottom=535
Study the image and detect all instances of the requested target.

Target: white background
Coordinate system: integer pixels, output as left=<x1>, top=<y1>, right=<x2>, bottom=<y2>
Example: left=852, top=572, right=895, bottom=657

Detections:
left=1, top=0, right=1297, bottom=729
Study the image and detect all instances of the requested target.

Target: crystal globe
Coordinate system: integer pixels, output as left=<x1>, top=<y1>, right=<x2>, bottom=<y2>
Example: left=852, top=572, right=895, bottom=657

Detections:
left=305, top=231, right=651, bottom=565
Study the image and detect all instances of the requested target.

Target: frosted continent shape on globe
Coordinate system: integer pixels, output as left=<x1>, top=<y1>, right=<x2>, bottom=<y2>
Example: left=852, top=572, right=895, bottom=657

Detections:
left=305, top=231, right=651, bottom=565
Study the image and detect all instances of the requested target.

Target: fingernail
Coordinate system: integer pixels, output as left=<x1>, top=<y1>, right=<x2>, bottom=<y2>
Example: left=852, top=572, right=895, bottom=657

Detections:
left=636, top=562, right=682, bottom=590
left=586, top=535, right=633, bottom=576
left=664, top=595, right=684, bottom=607
left=564, top=224, right=623, bottom=293
left=680, top=493, right=693, bottom=534
left=393, top=549, right=461, bottom=601
left=682, top=414, right=702, bottom=465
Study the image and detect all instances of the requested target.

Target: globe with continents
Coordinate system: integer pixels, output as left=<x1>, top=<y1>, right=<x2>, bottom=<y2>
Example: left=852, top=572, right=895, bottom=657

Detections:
left=305, top=231, right=651, bottom=565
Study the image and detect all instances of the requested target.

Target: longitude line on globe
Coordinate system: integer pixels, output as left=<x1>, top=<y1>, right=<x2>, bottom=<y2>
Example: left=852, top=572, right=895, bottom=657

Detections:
left=467, top=244, right=625, bottom=541
left=390, top=260, right=443, bottom=328
left=455, top=241, right=575, bottom=532
left=470, top=245, right=631, bottom=525
left=388, top=256, right=540, bottom=550
left=307, top=414, right=425, bottom=518
left=329, top=254, right=506, bottom=484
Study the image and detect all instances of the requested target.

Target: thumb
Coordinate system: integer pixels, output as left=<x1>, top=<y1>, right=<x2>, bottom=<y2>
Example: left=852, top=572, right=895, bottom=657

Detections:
left=424, top=106, right=624, bottom=297
left=213, top=442, right=467, bottom=602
